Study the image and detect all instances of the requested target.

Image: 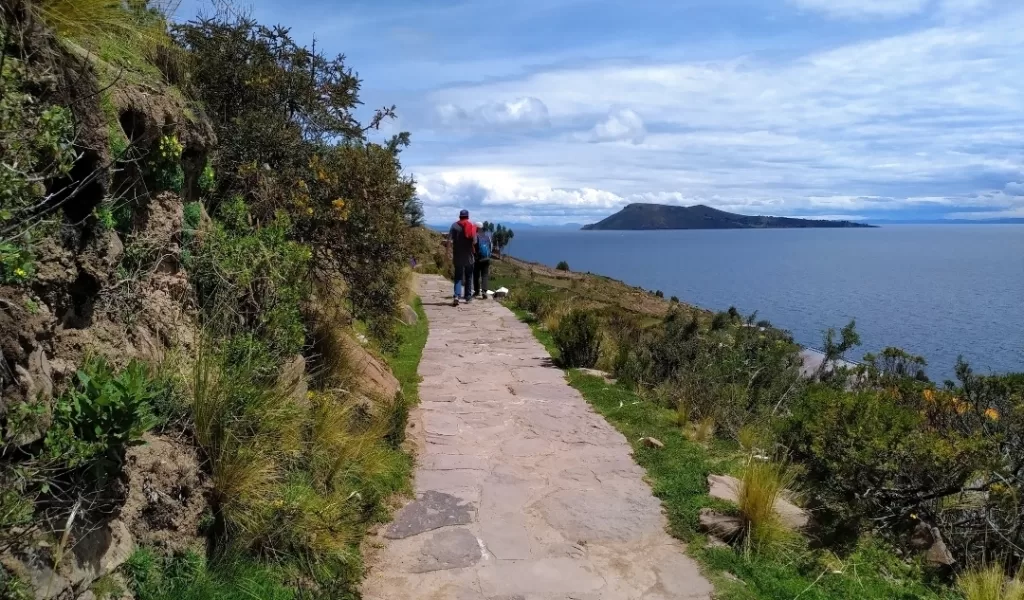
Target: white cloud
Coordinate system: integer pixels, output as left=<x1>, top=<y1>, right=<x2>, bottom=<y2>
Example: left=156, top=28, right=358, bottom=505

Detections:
left=583, top=108, right=646, bottom=143
left=786, top=0, right=929, bottom=19
left=1005, top=182, right=1024, bottom=196
left=412, top=8, right=1024, bottom=220
left=436, top=97, right=550, bottom=129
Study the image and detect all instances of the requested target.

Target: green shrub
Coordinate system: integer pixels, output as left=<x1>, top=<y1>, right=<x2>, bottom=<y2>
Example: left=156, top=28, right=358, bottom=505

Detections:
left=553, top=309, right=601, bottom=368
left=183, top=201, right=203, bottom=231
left=188, top=200, right=309, bottom=365
left=44, top=357, right=160, bottom=476
left=0, top=60, right=76, bottom=243
left=556, top=260, right=570, bottom=271
left=0, top=241, right=35, bottom=283
left=783, top=384, right=997, bottom=546
left=150, top=134, right=185, bottom=193
left=655, top=289, right=664, bottom=298
left=198, top=160, right=216, bottom=195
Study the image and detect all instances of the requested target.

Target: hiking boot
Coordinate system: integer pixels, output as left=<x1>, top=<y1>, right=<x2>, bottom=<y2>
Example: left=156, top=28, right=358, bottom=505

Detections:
left=451, top=297, right=459, bottom=307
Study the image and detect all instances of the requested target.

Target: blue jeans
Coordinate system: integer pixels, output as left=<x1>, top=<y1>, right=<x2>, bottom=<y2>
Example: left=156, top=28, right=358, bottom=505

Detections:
left=453, top=264, right=474, bottom=300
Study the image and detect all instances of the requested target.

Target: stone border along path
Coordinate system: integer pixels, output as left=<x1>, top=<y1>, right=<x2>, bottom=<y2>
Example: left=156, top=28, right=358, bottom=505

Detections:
left=362, top=275, right=714, bottom=600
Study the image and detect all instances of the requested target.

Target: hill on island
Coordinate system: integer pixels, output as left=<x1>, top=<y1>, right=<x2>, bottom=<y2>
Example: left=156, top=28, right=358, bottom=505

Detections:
left=582, top=203, right=875, bottom=230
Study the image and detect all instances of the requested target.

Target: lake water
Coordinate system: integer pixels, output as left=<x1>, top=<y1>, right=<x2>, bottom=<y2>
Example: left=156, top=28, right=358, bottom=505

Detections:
left=506, top=225, right=1024, bottom=381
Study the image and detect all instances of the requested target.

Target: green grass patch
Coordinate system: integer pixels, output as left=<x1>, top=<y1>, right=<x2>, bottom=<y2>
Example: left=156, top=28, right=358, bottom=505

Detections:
left=126, top=548, right=296, bottom=600
left=389, top=297, right=428, bottom=407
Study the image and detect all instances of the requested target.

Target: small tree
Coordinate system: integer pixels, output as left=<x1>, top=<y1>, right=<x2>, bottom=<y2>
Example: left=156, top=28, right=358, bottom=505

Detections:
left=491, top=223, right=515, bottom=256
left=556, top=260, right=570, bottom=271
left=553, top=309, right=601, bottom=368
left=818, top=319, right=861, bottom=379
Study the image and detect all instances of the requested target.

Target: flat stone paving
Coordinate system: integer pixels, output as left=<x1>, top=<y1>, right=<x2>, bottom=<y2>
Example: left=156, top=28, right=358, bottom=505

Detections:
left=362, top=275, right=714, bottom=600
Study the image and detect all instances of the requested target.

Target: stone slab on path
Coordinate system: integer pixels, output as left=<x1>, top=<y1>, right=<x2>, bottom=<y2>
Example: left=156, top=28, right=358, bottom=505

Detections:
left=363, top=274, right=714, bottom=600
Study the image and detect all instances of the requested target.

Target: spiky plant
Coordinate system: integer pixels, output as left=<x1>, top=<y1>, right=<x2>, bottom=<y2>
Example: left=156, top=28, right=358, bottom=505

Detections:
left=958, top=564, right=1024, bottom=600
left=737, top=458, right=796, bottom=552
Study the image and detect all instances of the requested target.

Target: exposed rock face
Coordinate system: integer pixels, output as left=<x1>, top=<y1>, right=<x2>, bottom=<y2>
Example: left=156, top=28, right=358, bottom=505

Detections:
left=121, top=434, right=209, bottom=552
left=341, top=332, right=400, bottom=400
left=1, top=520, right=133, bottom=600
left=698, top=509, right=744, bottom=543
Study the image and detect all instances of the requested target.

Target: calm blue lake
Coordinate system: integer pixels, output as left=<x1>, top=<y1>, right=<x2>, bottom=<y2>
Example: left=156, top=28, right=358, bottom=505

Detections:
left=506, top=225, right=1024, bottom=381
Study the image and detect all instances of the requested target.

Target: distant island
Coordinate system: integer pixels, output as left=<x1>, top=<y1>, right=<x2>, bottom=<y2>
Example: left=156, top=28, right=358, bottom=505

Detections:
left=582, top=203, right=876, bottom=230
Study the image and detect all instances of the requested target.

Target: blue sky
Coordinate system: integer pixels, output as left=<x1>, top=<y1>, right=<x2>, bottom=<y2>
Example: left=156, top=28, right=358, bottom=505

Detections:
left=174, top=0, right=1024, bottom=224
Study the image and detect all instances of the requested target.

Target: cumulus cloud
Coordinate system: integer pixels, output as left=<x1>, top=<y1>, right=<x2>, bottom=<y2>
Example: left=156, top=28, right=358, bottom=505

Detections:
left=582, top=108, right=646, bottom=144
left=413, top=7, right=1024, bottom=221
left=436, top=97, right=550, bottom=129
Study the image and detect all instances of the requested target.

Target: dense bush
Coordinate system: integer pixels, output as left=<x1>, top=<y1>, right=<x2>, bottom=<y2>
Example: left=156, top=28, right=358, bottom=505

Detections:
left=175, top=15, right=416, bottom=347
left=553, top=309, right=601, bottom=368
left=187, top=197, right=310, bottom=365
left=556, top=260, right=570, bottom=271
left=43, top=358, right=160, bottom=474
left=0, top=60, right=76, bottom=283
left=784, top=385, right=996, bottom=544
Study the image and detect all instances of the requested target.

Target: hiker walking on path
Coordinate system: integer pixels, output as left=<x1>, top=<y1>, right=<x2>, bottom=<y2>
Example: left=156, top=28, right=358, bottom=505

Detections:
left=447, top=209, right=477, bottom=306
left=472, top=221, right=492, bottom=299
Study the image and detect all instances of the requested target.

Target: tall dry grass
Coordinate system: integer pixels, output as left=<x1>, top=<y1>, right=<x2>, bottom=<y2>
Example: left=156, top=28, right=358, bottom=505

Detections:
left=958, top=564, right=1024, bottom=600
left=35, top=0, right=175, bottom=48
left=738, top=458, right=797, bottom=552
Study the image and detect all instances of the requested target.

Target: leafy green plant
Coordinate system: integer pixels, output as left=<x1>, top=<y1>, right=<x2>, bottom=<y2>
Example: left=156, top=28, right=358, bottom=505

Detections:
left=0, top=241, right=35, bottom=283
left=94, top=201, right=117, bottom=230
left=0, top=567, right=33, bottom=600
left=198, top=160, right=216, bottom=195
left=553, top=309, right=601, bottom=368
left=44, top=358, right=160, bottom=475
left=0, top=59, right=76, bottom=241
left=784, top=384, right=997, bottom=547
left=187, top=200, right=309, bottom=363
left=150, top=134, right=185, bottom=193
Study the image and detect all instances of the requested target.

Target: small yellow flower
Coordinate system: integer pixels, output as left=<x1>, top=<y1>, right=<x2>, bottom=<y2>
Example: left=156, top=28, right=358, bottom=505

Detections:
left=984, top=407, right=999, bottom=421
left=14, top=267, right=27, bottom=277
left=922, top=389, right=935, bottom=403
left=332, top=198, right=345, bottom=209
left=306, top=207, right=313, bottom=215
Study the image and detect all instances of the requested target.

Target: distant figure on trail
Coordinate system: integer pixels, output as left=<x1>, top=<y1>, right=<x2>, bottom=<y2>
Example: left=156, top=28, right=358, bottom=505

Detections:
left=472, top=221, right=493, bottom=300
left=448, top=209, right=477, bottom=306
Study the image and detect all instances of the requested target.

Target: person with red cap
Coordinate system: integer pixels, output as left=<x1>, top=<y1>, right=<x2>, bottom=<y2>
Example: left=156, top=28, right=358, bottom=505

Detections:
left=447, top=209, right=477, bottom=306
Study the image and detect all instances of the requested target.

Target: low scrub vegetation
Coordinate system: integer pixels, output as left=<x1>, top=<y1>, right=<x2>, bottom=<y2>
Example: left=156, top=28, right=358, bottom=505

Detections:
left=2, top=1, right=428, bottom=597
left=497, top=259, right=1023, bottom=599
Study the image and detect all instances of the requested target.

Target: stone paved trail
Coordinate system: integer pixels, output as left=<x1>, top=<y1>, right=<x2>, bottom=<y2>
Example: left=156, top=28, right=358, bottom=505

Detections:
left=363, top=275, right=714, bottom=600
